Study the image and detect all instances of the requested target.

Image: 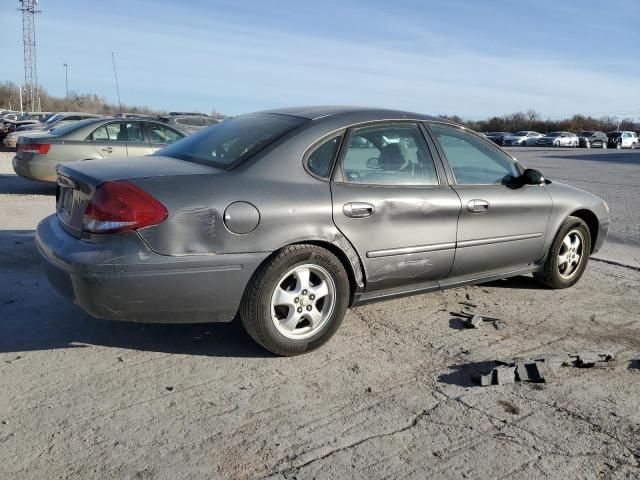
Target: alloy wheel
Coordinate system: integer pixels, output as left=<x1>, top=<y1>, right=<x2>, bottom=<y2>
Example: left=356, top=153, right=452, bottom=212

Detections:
left=558, top=229, right=584, bottom=279
left=270, top=264, right=336, bottom=339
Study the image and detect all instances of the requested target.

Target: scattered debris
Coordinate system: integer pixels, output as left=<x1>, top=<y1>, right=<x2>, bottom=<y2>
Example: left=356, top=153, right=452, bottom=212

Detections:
left=365, top=386, right=372, bottom=393
left=570, top=351, right=614, bottom=368
left=498, top=400, right=520, bottom=415
left=116, top=356, right=124, bottom=363
left=472, top=352, right=615, bottom=386
left=165, top=386, right=174, bottom=392
left=466, top=315, right=482, bottom=329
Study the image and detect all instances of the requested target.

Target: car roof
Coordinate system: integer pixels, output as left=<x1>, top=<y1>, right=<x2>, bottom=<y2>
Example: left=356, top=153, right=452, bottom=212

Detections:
left=258, top=105, right=439, bottom=122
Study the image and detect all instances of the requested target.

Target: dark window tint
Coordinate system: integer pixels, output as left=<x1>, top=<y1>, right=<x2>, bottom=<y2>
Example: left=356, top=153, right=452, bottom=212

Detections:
left=341, top=124, right=438, bottom=186
left=430, top=123, right=519, bottom=185
left=124, top=122, right=144, bottom=142
left=157, top=113, right=308, bottom=169
left=307, top=136, right=341, bottom=179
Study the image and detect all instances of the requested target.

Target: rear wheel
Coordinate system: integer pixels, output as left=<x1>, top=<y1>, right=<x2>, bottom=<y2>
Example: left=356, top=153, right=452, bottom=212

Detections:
left=534, top=216, right=591, bottom=289
left=240, top=244, right=349, bottom=356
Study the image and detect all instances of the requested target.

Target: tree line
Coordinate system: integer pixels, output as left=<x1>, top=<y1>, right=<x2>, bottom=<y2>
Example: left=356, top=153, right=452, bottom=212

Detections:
left=439, top=109, right=639, bottom=134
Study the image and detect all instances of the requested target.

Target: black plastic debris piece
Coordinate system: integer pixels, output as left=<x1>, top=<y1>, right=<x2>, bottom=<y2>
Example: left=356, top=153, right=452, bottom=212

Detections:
left=570, top=352, right=615, bottom=368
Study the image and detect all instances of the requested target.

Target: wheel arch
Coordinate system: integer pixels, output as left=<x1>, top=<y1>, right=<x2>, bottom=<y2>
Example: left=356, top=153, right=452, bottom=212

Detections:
left=569, top=209, right=599, bottom=253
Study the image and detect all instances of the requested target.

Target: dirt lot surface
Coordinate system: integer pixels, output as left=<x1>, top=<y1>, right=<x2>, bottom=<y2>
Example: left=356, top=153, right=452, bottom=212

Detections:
left=0, top=148, right=639, bottom=479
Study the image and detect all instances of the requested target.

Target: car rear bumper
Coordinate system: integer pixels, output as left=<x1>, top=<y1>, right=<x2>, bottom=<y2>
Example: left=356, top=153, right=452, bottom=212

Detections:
left=35, top=214, right=270, bottom=323
left=12, top=155, right=58, bottom=182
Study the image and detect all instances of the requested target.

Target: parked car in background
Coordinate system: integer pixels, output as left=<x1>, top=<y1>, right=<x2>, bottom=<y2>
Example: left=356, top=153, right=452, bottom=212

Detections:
left=536, top=132, right=578, bottom=147
left=502, top=131, right=543, bottom=146
left=577, top=131, right=608, bottom=149
left=160, top=112, right=219, bottom=134
left=35, top=106, right=609, bottom=355
left=606, top=131, right=639, bottom=149
left=484, top=131, right=511, bottom=145
left=13, top=116, right=185, bottom=182
left=3, top=112, right=101, bottom=148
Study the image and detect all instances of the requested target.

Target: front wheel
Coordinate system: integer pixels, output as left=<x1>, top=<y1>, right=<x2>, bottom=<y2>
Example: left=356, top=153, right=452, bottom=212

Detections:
left=534, top=216, right=591, bottom=289
left=240, top=244, right=350, bottom=356
left=602, top=142, right=607, bottom=149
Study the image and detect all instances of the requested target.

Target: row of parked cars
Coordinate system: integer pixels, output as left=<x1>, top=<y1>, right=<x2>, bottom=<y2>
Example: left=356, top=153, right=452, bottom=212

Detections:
left=0, top=110, right=219, bottom=148
left=483, top=130, right=639, bottom=149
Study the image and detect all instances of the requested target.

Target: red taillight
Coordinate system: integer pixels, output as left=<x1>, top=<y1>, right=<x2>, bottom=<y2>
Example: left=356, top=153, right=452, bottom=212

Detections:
left=82, top=181, right=168, bottom=234
left=18, top=143, right=50, bottom=154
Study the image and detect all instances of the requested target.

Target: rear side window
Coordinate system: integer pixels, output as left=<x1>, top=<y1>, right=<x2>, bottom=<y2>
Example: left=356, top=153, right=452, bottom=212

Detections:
left=306, top=135, right=341, bottom=179
left=158, top=113, right=308, bottom=169
left=430, top=123, right=519, bottom=185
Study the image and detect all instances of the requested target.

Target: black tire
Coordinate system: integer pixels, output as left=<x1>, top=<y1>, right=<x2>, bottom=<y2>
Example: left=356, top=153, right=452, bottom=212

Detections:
left=534, top=216, right=591, bottom=289
left=240, top=244, right=350, bottom=356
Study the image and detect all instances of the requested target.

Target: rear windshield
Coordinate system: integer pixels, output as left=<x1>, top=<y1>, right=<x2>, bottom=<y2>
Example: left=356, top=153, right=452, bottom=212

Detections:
left=157, top=113, right=308, bottom=169
left=50, top=118, right=100, bottom=136
left=607, top=132, right=621, bottom=138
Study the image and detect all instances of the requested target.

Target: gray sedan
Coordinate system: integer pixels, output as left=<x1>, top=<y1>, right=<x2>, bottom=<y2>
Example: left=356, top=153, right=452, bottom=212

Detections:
left=12, top=117, right=185, bottom=182
left=35, top=107, right=609, bottom=355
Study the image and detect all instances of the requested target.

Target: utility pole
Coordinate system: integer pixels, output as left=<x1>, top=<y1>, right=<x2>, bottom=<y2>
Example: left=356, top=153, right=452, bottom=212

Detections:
left=63, top=63, right=69, bottom=98
left=17, top=0, right=41, bottom=112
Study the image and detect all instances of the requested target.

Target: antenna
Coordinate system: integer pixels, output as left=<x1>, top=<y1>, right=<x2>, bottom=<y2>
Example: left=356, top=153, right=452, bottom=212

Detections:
left=111, top=51, right=123, bottom=113
left=17, top=0, right=41, bottom=112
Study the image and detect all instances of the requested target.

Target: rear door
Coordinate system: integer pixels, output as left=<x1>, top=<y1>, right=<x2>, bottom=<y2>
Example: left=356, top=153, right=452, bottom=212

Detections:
left=331, top=122, right=461, bottom=292
left=427, top=122, right=552, bottom=280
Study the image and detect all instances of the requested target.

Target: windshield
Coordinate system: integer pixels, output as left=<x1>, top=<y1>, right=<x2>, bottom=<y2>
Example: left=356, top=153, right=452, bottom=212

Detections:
left=547, top=132, right=562, bottom=137
left=512, top=131, right=527, bottom=136
left=579, top=131, right=593, bottom=136
left=44, top=114, right=63, bottom=125
left=157, top=113, right=308, bottom=169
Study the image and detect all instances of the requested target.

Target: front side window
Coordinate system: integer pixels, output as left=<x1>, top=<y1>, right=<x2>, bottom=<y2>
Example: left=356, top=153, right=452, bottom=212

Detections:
left=306, top=135, right=341, bottom=179
left=90, top=126, right=109, bottom=141
left=340, top=123, right=438, bottom=186
left=429, top=123, right=519, bottom=185
left=147, top=123, right=183, bottom=144
left=158, top=113, right=308, bottom=169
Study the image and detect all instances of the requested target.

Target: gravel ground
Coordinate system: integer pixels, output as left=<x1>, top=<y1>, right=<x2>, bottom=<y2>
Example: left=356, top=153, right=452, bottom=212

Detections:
left=0, top=148, right=638, bottom=479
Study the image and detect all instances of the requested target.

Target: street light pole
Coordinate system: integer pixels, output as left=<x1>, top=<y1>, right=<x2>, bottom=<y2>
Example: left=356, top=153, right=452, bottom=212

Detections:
left=63, top=63, right=69, bottom=98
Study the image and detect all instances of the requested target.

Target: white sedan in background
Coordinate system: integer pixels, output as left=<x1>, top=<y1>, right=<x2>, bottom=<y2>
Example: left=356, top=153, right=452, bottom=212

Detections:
left=537, top=132, right=579, bottom=147
left=502, top=131, right=543, bottom=146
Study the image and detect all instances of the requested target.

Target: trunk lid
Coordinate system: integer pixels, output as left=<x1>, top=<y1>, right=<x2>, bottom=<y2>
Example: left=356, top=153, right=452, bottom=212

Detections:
left=55, top=155, right=222, bottom=237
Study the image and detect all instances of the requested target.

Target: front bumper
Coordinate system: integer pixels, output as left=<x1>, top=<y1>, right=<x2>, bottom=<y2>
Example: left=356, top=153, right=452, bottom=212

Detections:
left=35, top=215, right=270, bottom=323
left=593, top=218, right=609, bottom=254
left=12, top=155, right=58, bottom=183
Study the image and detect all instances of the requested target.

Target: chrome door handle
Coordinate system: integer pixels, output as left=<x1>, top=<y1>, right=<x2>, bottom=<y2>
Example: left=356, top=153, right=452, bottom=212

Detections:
left=343, top=202, right=375, bottom=218
left=101, top=147, right=113, bottom=153
left=467, top=199, right=489, bottom=213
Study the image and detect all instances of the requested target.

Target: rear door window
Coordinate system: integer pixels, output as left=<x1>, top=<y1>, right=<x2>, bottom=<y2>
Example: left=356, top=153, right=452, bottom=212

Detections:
left=147, top=123, right=183, bottom=144
left=306, top=135, right=342, bottom=179
left=124, top=122, right=145, bottom=142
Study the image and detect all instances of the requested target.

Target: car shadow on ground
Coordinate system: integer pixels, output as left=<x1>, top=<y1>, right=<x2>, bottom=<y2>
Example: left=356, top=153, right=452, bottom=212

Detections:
left=0, top=173, right=56, bottom=195
left=544, top=151, right=640, bottom=165
left=0, top=229, right=272, bottom=358
left=437, top=361, right=501, bottom=387
left=481, top=275, right=546, bottom=290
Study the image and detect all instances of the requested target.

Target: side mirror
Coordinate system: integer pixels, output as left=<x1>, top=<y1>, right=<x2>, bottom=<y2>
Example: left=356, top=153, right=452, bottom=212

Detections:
left=521, top=168, right=545, bottom=185
left=366, top=157, right=380, bottom=169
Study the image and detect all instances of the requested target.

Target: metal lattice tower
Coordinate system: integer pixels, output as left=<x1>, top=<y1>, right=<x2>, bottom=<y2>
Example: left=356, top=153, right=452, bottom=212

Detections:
left=18, top=0, right=41, bottom=112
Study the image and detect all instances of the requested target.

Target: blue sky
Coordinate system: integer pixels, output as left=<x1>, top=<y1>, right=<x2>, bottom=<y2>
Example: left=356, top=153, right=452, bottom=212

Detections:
left=1, top=0, right=639, bottom=118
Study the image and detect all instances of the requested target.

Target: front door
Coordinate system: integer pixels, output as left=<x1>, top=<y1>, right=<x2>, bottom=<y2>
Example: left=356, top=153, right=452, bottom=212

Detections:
left=331, top=122, right=461, bottom=292
left=427, top=122, right=552, bottom=279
